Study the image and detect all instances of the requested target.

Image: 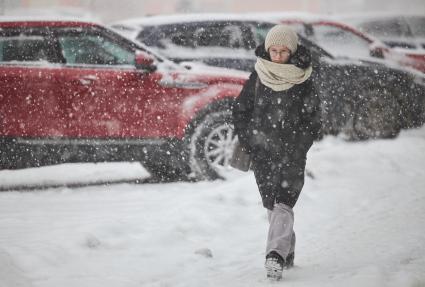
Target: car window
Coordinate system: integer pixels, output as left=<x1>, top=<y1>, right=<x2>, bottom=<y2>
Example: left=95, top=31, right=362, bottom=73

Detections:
left=358, top=19, right=418, bottom=49
left=358, top=19, right=411, bottom=38
left=0, top=34, right=59, bottom=63
left=138, top=23, right=247, bottom=50
left=136, top=26, right=164, bottom=47
left=169, top=24, right=198, bottom=47
left=136, top=24, right=194, bottom=49
left=312, top=24, right=371, bottom=58
left=57, top=31, right=135, bottom=66
left=281, top=23, right=307, bottom=36
left=405, top=17, right=425, bottom=38
left=251, top=23, right=275, bottom=45
left=182, top=23, right=245, bottom=49
left=406, top=17, right=425, bottom=49
left=214, top=24, right=244, bottom=48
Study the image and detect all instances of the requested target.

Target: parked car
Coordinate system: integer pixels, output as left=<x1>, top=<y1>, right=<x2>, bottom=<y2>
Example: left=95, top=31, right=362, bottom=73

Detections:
left=111, top=14, right=265, bottom=71
left=247, top=12, right=424, bottom=74
left=339, top=14, right=425, bottom=73
left=111, top=14, right=412, bottom=71
left=276, top=19, right=404, bottom=63
left=0, top=18, right=250, bottom=180
left=1, top=18, right=424, bottom=182
left=112, top=15, right=425, bottom=133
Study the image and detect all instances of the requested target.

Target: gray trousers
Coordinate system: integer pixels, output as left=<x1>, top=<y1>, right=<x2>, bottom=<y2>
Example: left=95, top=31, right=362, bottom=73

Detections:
left=266, top=203, right=296, bottom=260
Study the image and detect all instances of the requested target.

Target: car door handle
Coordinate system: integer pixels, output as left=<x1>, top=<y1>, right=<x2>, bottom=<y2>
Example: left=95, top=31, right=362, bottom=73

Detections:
left=79, top=75, right=98, bottom=85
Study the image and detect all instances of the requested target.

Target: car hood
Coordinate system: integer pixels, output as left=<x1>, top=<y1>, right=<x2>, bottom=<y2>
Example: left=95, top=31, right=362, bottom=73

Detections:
left=323, top=55, right=425, bottom=90
left=328, top=54, right=417, bottom=75
left=158, top=63, right=250, bottom=88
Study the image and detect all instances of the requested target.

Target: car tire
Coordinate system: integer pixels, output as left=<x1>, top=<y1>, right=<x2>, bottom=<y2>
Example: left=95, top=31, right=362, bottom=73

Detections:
left=0, top=146, right=7, bottom=170
left=0, top=139, right=15, bottom=170
left=352, top=88, right=401, bottom=140
left=187, top=109, right=237, bottom=180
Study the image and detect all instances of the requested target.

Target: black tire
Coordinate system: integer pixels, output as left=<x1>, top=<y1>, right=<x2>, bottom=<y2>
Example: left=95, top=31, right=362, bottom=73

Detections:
left=0, top=139, right=18, bottom=170
left=352, top=88, right=401, bottom=140
left=187, top=109, right=237, bottom=180
left=0, top=145, right=8, bottom=170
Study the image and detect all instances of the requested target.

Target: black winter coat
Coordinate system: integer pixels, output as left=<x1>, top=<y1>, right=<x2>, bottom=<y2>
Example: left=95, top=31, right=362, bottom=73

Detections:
left=232, top=43, right=321, bottom=210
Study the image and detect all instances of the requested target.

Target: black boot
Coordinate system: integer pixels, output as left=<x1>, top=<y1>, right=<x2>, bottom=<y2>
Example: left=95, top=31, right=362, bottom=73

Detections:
left=284, top=252, right=295, bottom=269
left=265, top=251, right=284, bottom=280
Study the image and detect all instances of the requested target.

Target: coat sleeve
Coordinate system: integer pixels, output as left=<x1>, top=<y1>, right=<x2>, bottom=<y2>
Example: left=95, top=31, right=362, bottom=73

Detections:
left=301, top=79, right=322, bottom=141
left=232, top=72, right=257, bottom=153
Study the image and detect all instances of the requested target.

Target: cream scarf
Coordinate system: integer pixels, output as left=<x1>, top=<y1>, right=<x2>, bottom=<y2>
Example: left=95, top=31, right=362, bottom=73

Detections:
left=254, top=58, right=313, bottom=91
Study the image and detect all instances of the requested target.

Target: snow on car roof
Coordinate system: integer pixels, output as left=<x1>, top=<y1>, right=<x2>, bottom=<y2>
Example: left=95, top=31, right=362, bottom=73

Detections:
left=0, top=17, right=104, bottom=28
left=249, top=11, right=329, bottom=22
left=111, top=12, right=301, bottom=27
left=0, top=14, right=101, bottom=23
left=334, top=12, right=424, bottom=24
left=0, top=17, right=101, bottom=27
left=2, top=7, right=101, bottom=21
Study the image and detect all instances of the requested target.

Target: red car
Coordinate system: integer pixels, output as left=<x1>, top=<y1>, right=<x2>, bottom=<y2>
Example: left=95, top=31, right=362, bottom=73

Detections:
left=0, top=19, right=248, bottom=180
left=338, top=14, right=425, bottom=73
left=275, top=17, right=423, bottom=73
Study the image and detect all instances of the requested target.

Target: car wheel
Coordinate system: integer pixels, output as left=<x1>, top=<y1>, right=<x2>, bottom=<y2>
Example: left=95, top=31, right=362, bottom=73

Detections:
left=188, top=109, right=237, bottom=180
left=353, top=88, right=401, bottom=140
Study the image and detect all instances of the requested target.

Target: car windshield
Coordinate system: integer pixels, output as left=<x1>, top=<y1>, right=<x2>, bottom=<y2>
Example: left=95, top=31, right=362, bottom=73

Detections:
left=133, top=22, right=255, bottom=63
left=354, top=18, right=423, bottom=49
left=357, top=18, right=411, bottom=38
left=405, top=16, right=425, bottom=38
left=312, top=24, right=372, bottom=59
left=102, top=25, right=183, bottom=70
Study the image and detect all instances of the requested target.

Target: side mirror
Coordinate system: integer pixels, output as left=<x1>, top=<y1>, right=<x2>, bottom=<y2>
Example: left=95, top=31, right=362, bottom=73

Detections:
left=135, top=51, right=156, bottom=72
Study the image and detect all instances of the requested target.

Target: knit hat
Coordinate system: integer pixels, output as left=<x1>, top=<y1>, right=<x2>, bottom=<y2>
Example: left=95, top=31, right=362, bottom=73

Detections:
left=264, top=24, right=299, bottom=55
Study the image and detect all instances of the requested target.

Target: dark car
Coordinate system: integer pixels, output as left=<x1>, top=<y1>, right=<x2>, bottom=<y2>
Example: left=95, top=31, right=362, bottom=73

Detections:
left=112, top=15, right=425, bottom=138
left=111, top=15, right=264, bottom=71
left=294, top=35, right=425, bottom=140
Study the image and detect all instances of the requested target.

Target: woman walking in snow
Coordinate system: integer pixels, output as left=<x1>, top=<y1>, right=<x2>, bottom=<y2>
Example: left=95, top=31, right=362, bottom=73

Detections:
left=232, top=24, right=321, bottom=280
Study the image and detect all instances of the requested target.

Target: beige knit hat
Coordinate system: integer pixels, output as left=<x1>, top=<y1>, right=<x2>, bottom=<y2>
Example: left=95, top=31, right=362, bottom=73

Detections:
left=265, top=24, right=299, bottom=54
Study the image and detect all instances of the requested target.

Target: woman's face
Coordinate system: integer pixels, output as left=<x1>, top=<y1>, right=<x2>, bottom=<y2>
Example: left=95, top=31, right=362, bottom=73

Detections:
left=269, top=45, right=291, bottom=64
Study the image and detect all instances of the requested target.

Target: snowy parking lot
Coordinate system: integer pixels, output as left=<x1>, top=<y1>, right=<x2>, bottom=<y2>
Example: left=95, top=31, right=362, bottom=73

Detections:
left=1, top=126, right=425, bottom=287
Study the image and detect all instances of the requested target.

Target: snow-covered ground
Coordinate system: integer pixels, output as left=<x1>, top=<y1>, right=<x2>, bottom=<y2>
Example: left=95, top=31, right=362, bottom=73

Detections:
left=0, top=162, right=150, bottom=190
left=1, top=126, right=425, bottom=287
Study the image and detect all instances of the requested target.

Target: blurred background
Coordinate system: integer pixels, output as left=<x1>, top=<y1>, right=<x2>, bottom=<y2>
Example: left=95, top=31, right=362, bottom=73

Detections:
left=0, top=0, right=424, bottom=22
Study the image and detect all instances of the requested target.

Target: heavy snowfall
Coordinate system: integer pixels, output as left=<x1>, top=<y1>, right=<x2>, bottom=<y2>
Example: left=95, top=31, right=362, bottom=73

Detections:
left=1, top=1, right=425, bottom=286
left=1, top=126, right=425, bottom=287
